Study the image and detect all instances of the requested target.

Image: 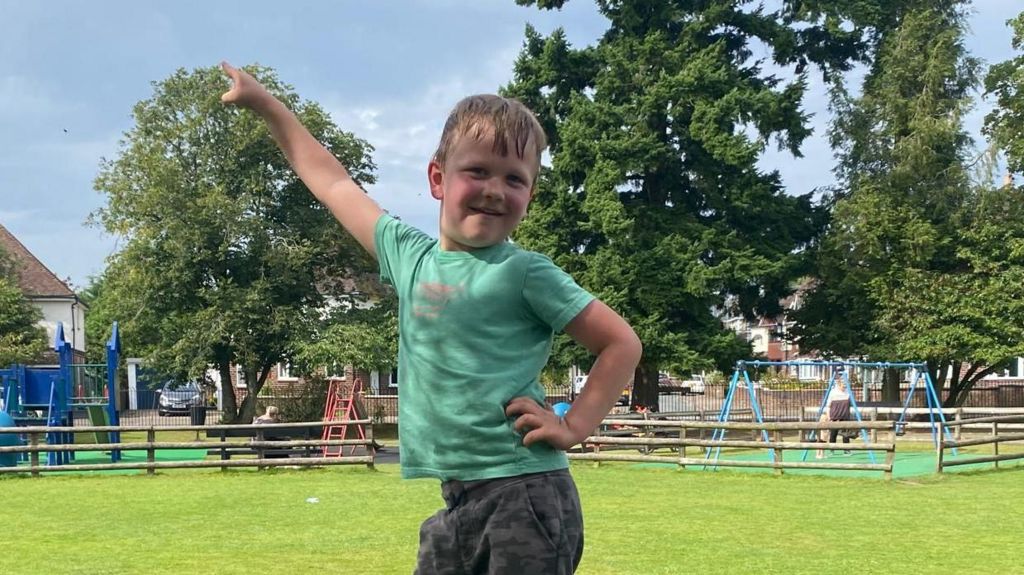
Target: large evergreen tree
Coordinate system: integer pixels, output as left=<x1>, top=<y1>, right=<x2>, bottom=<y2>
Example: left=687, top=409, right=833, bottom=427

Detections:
left=91, top=65, right=377, bottom=422
left=505, top=0, right=883, bottom=408
left=794, top=2, right=1024, bottom=405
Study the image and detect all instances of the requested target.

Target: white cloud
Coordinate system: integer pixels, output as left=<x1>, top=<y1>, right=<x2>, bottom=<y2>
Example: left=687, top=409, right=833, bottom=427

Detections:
left=318, top=42, right=524, bottom=237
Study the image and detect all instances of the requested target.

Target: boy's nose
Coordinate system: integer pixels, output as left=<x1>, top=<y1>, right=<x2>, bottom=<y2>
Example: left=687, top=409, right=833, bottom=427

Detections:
left=481, top=181, right=505, bottom=200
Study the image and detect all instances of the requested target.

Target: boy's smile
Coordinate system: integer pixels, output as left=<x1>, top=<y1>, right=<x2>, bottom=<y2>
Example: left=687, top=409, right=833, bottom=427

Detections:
left=428, top=131, right=538, bottom=252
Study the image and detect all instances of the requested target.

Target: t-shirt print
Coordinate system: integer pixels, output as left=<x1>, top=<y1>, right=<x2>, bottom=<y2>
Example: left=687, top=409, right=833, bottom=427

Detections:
left=414, top=281, right=464, bottom=320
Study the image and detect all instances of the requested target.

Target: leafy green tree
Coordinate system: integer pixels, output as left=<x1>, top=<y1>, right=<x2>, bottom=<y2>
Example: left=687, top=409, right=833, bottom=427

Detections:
left=0, top=247, right=48, bottom=366
left=506, top=0, right=881, bottom=408
left=295, top=293, right=399, bottom=377
left=794, top=2, right=1024, bottom=405
left=91, top=65, right=377, bottom=422
left=0, top=283, right=47, bottom=367
left=985, top=12, right=1024, bottom=175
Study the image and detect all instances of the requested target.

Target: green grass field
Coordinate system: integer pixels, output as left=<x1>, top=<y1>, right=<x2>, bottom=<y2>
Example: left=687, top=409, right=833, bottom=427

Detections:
left=1, top=462, right=1022, bottom=575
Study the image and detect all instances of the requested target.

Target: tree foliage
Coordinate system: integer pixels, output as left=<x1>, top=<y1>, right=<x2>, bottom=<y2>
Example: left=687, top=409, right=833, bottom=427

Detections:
left=984, top=12, right=1024, bottom=175
left=506, top=0, right=883, bottom=408
left=0, top=247, right=47, bottom=366
left=295, top=293, right=399, bottom=375
left=91, top=65, right=377, bottom=422
left=793, top=2, right=1024, bottom=405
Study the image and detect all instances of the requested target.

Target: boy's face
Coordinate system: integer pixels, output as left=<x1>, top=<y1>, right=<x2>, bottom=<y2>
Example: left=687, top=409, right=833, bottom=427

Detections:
left=428, top=132, right=537, bottom=251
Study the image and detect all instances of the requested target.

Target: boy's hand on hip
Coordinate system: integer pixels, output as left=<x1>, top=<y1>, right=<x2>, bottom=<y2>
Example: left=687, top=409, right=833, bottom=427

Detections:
left=220, top=61, right=272, bottom=110
left=506, top=397, right=583, bottom=451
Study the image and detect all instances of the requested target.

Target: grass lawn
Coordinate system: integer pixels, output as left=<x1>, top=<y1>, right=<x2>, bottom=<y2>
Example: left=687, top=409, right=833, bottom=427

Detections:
left=1, top=462, right=1022, bottom=574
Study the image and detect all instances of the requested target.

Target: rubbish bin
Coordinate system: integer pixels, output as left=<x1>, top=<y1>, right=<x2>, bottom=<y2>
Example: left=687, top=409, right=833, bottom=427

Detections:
left=189, top=405, right=208, bottom=426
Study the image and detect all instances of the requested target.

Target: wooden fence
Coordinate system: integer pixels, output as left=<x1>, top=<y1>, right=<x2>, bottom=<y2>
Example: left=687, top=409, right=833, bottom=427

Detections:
left=802, top=406, right=1024, bottom=439
left=570, top=417, right=898, bottom=479
left=937, top=414, right=1024, bottom=473
left=0, top=420, right=375, bottom=476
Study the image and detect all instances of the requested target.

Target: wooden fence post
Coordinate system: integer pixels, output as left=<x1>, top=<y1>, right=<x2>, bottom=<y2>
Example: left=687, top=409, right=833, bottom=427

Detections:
left=256, top=428, right=266, bottom=471
left=955, top=409, right=963, bottom=441
left=29, top=432, right=40, bottom=478
left=772, top=430, right=783, bottom=476
left=678, top=427, right=686, bottom=470
left=642, top=411, right=652, bottom=455
left=885, top=428, right=896, bottom=480
left=366, top=423, right=376, bottom=470
left=992, top=421, right=999, bottom=470
left=147, top=428, right=156, bottom=476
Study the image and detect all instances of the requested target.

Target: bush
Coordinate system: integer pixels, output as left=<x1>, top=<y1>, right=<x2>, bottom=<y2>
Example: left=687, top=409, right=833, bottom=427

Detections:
left=758, top=369, right=805, bottom=390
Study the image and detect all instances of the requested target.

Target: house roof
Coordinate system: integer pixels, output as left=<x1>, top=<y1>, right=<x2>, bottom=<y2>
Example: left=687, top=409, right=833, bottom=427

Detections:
left=0, top=223, right=77, bottom=298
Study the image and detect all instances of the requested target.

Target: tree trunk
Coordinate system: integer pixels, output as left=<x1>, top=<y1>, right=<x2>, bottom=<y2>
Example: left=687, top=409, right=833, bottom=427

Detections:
left=631, top=363, right=659, bottom=412
left=236, top=364, right=273, bottom=423
left=219, top=363, right=239, bottom=423
left=882, top=367, right=900, bottom=403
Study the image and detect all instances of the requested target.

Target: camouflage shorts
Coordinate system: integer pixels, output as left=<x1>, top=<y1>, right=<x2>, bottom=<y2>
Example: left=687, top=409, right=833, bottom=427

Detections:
left=414, top=469, right=584, bottom=575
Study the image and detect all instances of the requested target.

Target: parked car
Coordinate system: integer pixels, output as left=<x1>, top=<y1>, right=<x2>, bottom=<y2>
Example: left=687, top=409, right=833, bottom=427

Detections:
left=157, top=381, right=205, bottom=416
left=681, top=375, right=706, bottom=395
left=658, top=373, right=706, bottom=395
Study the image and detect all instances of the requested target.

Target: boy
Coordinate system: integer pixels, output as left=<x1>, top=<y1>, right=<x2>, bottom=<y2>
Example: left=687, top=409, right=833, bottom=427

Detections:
left=220, top=62, right=642, bottom=574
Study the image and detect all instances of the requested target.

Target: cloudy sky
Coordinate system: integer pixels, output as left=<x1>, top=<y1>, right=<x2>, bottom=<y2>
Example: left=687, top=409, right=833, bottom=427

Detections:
left=1, top=1, right=1017, bottom=289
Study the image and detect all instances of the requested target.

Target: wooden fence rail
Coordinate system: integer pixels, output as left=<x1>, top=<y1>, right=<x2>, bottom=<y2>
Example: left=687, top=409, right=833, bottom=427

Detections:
left=0, top=420, right=375, bottom=476
left=570, top=418, right=898, bottom=479
left=938, top=414, right=1024, bottom=473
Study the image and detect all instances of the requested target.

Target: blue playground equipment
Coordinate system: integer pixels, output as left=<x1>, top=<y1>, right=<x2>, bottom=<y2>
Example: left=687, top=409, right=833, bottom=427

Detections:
left=706, top=360, right=957, bottom=468
left=0, top=322, right=122, bottom=467
left=0, top=411, right=17, bottom=467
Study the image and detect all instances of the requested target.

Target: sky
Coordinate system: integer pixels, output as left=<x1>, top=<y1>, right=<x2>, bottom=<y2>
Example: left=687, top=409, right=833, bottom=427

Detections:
left=1, top=1, right=1018, bottom=290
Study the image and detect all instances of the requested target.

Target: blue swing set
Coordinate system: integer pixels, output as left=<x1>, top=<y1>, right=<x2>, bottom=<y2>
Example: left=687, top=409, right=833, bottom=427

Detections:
left=706, top=360, right=957, bottom=467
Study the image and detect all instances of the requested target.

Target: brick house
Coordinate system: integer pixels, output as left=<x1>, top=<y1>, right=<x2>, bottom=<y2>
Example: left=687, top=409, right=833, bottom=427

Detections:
left=0, top=223, right=86, bottom=363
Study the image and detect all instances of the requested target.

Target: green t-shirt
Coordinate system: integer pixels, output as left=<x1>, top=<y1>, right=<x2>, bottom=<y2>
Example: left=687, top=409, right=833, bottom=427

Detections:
left=375, top=215, right=594, bottom=481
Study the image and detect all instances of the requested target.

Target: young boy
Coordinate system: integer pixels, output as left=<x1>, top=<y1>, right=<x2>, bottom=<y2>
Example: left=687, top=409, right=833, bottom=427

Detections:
left=221, top=62, right=642, bottom=574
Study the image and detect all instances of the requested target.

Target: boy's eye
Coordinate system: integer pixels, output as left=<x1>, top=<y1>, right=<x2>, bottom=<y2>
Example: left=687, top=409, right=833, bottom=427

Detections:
left=466, top=167, right=487, bottom=177
left=507, top=175, right=528, bottom=188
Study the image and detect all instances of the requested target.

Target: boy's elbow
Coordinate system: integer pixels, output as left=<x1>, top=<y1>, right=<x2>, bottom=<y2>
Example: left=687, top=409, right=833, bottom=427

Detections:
left=623, top=329, right=643, bottom=367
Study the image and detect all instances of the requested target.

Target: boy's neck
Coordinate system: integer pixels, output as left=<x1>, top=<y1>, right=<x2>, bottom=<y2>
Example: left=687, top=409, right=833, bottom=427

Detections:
left=438, top=235, right=506, bottom=252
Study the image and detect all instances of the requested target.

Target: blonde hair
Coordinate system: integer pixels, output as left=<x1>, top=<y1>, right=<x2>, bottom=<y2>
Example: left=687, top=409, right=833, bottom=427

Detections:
left=433, top=94, right=547, bottom=180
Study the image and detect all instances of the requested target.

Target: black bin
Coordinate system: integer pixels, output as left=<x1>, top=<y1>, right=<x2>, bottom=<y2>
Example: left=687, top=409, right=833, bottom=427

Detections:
left=189, top=405, right=208, bottom=426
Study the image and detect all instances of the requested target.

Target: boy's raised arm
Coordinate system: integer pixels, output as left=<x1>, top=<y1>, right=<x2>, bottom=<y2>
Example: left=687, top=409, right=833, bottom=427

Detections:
left=220, top=62, right=383, bottom=258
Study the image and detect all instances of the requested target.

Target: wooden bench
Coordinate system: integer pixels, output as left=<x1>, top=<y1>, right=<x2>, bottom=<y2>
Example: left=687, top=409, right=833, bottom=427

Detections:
left=205, top=425, right=323, bottom=460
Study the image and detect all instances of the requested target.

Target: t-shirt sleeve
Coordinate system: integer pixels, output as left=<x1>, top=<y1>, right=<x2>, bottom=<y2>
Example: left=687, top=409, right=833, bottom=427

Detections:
left=522, top=253, right=595, bottom=332
left=374, top=214, right=432, bottom=289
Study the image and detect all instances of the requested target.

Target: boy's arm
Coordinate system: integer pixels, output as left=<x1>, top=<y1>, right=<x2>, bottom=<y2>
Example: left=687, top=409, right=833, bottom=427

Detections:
left=220, top=62, right=383, bottom=258
left=506, top=300, right=642, bottom=450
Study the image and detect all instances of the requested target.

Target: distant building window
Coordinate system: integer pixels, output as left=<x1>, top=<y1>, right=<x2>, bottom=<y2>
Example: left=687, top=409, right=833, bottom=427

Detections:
left=235, top=365, right=247, bottom=389
left=277, top=363, right=297, bottom=381
left=389, top=369, right=399, bottom=388
left=798, top=364, right=820, bottom=381
left=326, top=363, right=346, bottom=379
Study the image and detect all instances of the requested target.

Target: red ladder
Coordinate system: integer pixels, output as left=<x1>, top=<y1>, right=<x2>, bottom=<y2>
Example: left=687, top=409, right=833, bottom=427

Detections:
left=321, top=378, right=367, bottom=457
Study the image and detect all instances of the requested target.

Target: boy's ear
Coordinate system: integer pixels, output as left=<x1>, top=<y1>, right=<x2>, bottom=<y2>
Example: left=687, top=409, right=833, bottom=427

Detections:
left=427, top=160, right=444, bottom=201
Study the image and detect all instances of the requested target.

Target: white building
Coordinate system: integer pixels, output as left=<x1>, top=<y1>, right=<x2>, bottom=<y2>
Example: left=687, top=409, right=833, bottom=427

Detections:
left=0, top=223, right=86, bottom=361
